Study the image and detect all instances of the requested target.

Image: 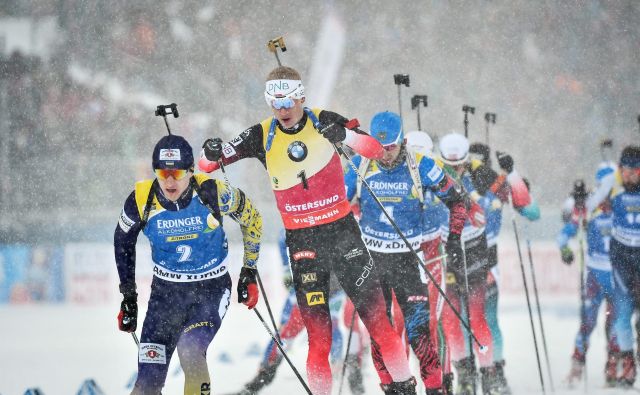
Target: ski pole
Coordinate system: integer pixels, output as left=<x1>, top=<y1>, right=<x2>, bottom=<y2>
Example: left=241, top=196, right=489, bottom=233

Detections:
left=511, top=207, right=546, bottom=394
left=256, top=270, right=282, bottom=344
left=215, top=156, right=283, bottom=343
left=338, top=308, right=358, bottom=395
left=267, top=36, right=287, bottom=66
left=411, top=95, right=428, bottom=131
left=393, top=74, right=410, bottom=121
left=132, top=332, right=140, bottom=347
left=577, top=217, right=588, bottom=392
left=462, top=105, right=475, bottom=139
left=526, top=237, right=555, bottom=392
left=460, top=238, right=477, bottom=395
left=334, top=126, right=487, bottom=350
left=254, top=307, right=312, bottom=394
left=484, top=112, right=496, bottom=146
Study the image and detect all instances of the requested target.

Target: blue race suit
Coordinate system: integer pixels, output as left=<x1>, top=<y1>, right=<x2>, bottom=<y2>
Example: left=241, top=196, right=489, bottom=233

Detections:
left=114, top=175, right=262, bottom=394
left=610, top=180, right=640, bottom=354
left=558, top=202, right=618, bottom=357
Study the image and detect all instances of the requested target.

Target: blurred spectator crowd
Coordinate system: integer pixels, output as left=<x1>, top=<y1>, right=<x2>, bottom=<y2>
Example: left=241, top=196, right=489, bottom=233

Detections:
left=0, top=0, right=638, bottom=244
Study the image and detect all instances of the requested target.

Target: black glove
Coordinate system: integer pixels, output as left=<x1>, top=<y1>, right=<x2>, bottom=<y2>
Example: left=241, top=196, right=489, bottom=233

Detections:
left=445, top=232, right=464, bottom=269
left=283, top=269, right=293, bottom=289
left=238, top=266, right=259, bottom=309
left=572, top=180, right=588, bottom=208
left=560, top=246, right=574, bottom=265
left=319, top=123, right=346, bottom=144
left=118, top=294, right=138, bottom=332
left=202, top=137, right=223, bottom=161
left=496, top=151, right=514, bottom=173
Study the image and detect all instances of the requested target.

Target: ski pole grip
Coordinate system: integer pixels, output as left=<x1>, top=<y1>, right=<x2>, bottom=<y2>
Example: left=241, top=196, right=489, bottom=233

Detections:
left=345, top=118, right=360, bottom=130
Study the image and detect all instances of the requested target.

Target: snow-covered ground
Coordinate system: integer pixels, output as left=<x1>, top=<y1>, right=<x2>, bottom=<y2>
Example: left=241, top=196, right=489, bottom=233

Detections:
left=0, top=292, right=634, bottom=395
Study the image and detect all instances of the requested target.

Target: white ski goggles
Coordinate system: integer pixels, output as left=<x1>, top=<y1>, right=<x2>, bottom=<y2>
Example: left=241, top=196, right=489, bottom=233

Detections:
left=264, top=79, right=305, bottom=109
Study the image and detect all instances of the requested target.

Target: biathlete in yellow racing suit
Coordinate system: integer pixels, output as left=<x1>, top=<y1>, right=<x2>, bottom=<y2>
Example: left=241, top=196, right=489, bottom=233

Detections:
left=198, top=66, right=462, bottom=395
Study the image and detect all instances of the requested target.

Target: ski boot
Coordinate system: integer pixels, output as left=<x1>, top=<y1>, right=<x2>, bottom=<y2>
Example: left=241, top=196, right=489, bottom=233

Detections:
left=480, top=366, right=502, bottom=395
left=619, top=351, right=636, bottom=388
left=565, top=351, right=585, bottom=387
left=453, top=357, right=477, bottom=395
left=493, top=360, right=512, bottom=395
left=380, top=377, right=418, bottom=395
left=442, top=372, right=454, bottom=395
left=604, top=352, right=618, bottom=388
left=234, top=363, right=279, bottom=394
left=345, top=354, right=365, bottom=395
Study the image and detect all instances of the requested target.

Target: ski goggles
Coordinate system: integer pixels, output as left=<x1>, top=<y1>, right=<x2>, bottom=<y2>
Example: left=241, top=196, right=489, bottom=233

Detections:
left=264, top=79, right=305, bottom=109
left=621, top=166, right=640, bottom=177
left=154, top=168, right=190, bottom=181
left=270, top=97, right=296, bottom=110
left=382, top=143, right=400, bottom=151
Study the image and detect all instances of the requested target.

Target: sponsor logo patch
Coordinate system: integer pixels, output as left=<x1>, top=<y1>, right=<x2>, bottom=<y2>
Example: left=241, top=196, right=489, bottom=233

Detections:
left=301, top=272, right=317, bottom=283
left=222, top=143, right=236, bottom=158
left=118, top=209, right=135, bottom=233
left=230, top=136, right=244, bottom=146
left=293, top=250, right=316, bottom=261
left=159, top=149, right=181, bottom=161
left=306, top=291, right=325, bottom=306
left=344, top=248, right=364, bottom=260
left=183, top=321, right=214, bottom=333
left=407, top=295, right=429, bottom=302
left=166, top=234, right=198, bottom=242
left=287, top=141, right=308, bottom=162
left=427, top=165, right=443, bottom=182
left=139, top=343, right=167, bottom=364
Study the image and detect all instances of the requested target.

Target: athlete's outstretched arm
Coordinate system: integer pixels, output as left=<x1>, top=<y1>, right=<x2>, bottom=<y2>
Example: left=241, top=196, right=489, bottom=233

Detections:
left=417, top=157, right=468, bottom=236
left=319, top=110, right=383, bottom=160
left=199, top=124, right=266, bottom=173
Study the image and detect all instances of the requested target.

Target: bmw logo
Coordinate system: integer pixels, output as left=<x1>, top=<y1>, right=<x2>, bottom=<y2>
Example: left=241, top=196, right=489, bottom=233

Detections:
left=287, top=141, right=308, bottom=162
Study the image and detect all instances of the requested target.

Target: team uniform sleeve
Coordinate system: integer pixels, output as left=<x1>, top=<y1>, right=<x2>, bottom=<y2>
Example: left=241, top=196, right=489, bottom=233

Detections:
left=198, top=124, right=266, bottom=172
left=319, top=110, right=384, bottom=159
left=586, top=172, right=616, bottom=213
left=114, top=191, right=143, bottom=296
left=418, top=156, right=468, bottom=235
left=215, top=181, right=262, bottom=268
left=557, top=221, right=579, bottom=248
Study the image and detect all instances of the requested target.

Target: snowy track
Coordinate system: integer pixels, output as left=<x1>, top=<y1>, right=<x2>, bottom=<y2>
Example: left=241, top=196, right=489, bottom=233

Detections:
left=0, top=294, right=635, bottom=394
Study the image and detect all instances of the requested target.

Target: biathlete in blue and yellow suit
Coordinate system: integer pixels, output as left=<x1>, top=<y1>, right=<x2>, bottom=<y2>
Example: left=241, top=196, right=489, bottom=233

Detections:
left=114, top=134, right=262, bottom=395
left=587, top=146, right=640, bottom=387
left=558, top=163, right=623, bottom=387
left=467, top=142, right=540, bottom=394
left=344, top=112, right=469, bottom=394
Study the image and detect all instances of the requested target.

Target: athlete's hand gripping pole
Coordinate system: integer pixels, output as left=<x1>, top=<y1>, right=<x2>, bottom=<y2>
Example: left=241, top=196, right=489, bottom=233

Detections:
left=253, top=307, right=312, bottom=394
left=334, top=120, right=487, bottom=351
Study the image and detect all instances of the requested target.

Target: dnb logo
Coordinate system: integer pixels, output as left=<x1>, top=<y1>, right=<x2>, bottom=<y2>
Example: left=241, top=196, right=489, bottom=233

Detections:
left=287, top=141, right=308, bottom=162
left=306, top=291, right=325, bottom=306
